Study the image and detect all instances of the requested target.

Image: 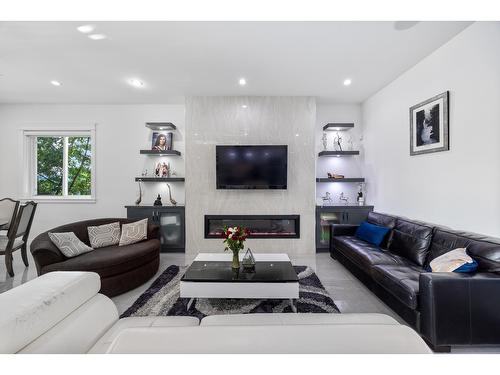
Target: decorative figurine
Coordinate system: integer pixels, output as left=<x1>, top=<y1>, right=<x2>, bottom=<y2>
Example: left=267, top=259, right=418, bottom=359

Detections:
left=333, top=131, right=343, bottom=151
left=135, top=181, right=142, bottom=206
left=153, top=194, right=162, bottom=206
left=321, top=191, right=333, bottom=206
left=154, top=162, right=161, bottom=177
left=327, top=172, right=344, bottom=179
left=339, top=192, right=349, bottom=206
left=141, top=169, right=148, bottom=177
left=321, top=132, right=328, bottom=151
left=161, top=162, right=170, bottom=178
left=166, top=183, right=177, bottom=206
left=357, top=182, right=365, bottom=206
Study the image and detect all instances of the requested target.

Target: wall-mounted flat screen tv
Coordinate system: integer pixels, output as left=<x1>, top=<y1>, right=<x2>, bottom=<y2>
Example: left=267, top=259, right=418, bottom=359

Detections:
left=216, top=145, right=288, bottom=189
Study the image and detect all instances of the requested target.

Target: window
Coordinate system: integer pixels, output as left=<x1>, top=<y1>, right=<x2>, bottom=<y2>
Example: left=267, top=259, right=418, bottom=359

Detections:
left=22, top=127, right=95, bottom=202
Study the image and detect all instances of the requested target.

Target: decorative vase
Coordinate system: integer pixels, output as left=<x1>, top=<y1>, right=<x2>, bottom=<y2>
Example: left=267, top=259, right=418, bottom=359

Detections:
left=231, top=250, right=240, bottom=270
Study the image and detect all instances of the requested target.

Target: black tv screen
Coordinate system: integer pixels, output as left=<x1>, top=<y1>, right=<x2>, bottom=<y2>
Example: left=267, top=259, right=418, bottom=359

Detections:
left=216, top=145, right=288, bottom=189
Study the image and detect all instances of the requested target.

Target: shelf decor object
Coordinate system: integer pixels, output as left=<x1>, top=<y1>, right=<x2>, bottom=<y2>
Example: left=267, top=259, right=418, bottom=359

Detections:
left=323, top=123, right=354, bottom=131
left=135, top=177, right=185, bottom=182
left=145, top=122, right=177, bottom=131
left=318, top=150, right=359, bottom=157
left=140, top=149, right=182, bottom=156
left=316, top=178, right=365, bottom=183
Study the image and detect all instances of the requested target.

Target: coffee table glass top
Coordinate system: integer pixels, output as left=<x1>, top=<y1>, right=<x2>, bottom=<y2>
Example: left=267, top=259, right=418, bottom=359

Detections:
left=181, top=261, right=298, bottom=283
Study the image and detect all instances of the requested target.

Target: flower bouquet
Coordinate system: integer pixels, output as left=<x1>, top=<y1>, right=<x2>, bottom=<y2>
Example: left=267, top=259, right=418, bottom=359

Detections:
left=222, top=226, right=250, bottom=269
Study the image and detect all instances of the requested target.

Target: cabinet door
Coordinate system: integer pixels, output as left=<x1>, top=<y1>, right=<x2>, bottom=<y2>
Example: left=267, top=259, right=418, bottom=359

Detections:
left=317, top=210, right=343, bottom=248
left=157, top=210, right=185, bottom=252
left=345, top=209, right=371, bottom=224
left=127, top=207, right=154, bottom=221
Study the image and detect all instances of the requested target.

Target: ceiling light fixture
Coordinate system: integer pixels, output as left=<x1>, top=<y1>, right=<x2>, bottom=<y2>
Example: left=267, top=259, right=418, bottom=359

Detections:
left=241, top=104, right=248, bottom=109
left=238, top=78, right=247, bottom=86
left=76, top=24, right=95, bottom=34
left=128, top=78, right=144, bottom=88
left=50, top=80, right=62, bottom=86
left=88, top=34, right=107, bottom=40
left=343, top=78, right=352, bottom=86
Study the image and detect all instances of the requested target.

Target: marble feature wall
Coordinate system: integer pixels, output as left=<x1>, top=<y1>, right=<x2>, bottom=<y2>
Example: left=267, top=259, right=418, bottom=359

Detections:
left=185, top=97, right=316, bottom=256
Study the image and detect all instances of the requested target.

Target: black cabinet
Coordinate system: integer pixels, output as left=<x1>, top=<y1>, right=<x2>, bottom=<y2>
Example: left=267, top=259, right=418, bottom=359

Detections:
left=125, top=205, right=185, bottom=253
left=316, top=205, right=374, bottom=252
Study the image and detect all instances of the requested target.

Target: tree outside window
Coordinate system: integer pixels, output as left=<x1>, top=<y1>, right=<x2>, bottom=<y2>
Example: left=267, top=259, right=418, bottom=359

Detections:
left=36, top=136, right=92, bottom=196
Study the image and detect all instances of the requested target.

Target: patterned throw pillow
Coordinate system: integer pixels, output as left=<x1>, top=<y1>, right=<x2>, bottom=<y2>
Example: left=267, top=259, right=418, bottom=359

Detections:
left=48, top=232, right=94, bottom=258
left=119, top=218, right=148, bottom=246
left=87, top=222, right=121, bottom=249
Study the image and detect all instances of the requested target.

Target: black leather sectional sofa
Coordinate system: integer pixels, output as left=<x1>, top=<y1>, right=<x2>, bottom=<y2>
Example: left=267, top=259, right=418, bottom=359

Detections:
left=330, top=211, right=500, bottom=351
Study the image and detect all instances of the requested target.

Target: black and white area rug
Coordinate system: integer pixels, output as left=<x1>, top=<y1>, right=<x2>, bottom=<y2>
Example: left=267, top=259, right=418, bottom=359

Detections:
left=121, top=265, right=340, bottom=319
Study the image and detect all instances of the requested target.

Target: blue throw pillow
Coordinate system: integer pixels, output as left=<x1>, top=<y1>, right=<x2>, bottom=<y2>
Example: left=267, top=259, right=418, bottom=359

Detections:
left=454, top=259, right=478, bottom=273
left=354, top=221, right=391, bottom=247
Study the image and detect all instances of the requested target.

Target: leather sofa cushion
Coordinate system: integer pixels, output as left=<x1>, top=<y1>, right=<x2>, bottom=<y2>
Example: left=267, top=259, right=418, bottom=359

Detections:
left=367, top=212, right=397, bottom=249
left=388, top=218, right=433, bottom=266
left=42, top=239, right=160, bottom=278
left=333, top=236, right=415, bottom=273
left=427, top=228, right=500, bottom=273
left=371, top=264, right=422, bottom=309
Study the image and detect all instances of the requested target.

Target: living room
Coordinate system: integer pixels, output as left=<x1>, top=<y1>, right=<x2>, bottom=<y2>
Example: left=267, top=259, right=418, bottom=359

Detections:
left=1, top=0, right=500, bottom=371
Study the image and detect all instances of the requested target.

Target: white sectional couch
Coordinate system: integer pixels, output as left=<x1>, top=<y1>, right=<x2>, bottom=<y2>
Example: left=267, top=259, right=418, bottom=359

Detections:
left=0, top=271, right=432, bottom=354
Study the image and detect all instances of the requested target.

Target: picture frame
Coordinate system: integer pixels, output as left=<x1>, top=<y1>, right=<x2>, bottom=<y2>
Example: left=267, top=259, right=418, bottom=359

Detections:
left=409, top=91, right=449, bottom=156
left=151, top=132, right=173, bottom=151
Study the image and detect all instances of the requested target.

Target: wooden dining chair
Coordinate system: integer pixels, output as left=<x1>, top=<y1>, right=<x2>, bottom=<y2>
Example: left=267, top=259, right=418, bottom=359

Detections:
left=0, top=201, right=37, bottom=277
left=0, top=198, right=20, bottom=233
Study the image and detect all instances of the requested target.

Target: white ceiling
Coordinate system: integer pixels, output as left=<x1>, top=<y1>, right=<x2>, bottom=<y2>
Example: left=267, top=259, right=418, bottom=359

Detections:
left=0, top=21, right=471, bottom=104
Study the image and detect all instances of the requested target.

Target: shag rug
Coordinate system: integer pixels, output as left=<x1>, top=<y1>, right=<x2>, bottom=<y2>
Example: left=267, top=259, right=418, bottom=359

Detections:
left=121, top=265, right=340, bottom=319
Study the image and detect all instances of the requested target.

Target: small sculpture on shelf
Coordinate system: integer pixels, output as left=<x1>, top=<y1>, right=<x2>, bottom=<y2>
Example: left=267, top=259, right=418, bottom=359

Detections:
left=166, top=183, right=177, bottom=206
left=339, top=192, right=349, bottom=206
left=357, top=182, right=366, bottom=206
left=321, top=132, right=328, bottom=151
left=161, top=162, right=170, bottom=178
left=327, top=172, right=344, bottom=179
left=154, top=162, right=161, bottom=177
left=135, top=181, right=142, bottom=206
left=141, top=169, right=148, bottom=177
left=321, top=192, right=333, bottom=206
left=333, top=131, right=343, bottom=151
left=153, top=194, right=163, bottom=206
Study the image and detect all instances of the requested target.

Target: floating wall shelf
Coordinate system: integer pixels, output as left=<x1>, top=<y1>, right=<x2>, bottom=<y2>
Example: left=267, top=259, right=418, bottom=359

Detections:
left=318, top=151, right=359, bottom=157
left=140, top=150, right=181, bottom=156
left=323, top=123, right=354, bottom=131
left=145, top=122, right=176, bottom=131
left=316, top=178, right=365, bottom=183
left=135, top=177, right=185, bottom=182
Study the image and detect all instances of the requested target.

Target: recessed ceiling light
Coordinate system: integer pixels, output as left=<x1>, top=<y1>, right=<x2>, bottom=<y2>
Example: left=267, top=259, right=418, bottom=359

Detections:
left=128, top=78, right=144, bottom=88
left=241, top=104, right=248, bottom=109
left=77, top=24, right=95, bottom=34
left=343, top=78, right=352, bottom=86
left=238, top=78, right=247, bottom=86
left=50, top=80, right=62, bottom=86
left=295, top=133, right=300, bottom=137
left=88, top=34, right=107, bottom=40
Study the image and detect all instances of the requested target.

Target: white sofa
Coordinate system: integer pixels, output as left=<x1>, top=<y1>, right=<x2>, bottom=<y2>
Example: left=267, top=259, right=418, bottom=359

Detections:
left=0, top=271, right=432, bottom=354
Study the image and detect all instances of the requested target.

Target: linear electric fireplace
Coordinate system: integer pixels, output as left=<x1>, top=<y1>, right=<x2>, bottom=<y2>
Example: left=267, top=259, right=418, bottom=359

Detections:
left=205, top=215, right=300, bottom=239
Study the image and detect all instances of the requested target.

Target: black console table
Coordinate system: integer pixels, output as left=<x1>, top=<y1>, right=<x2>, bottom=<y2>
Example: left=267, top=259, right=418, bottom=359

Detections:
left=125, top=205, right=185, bottom=253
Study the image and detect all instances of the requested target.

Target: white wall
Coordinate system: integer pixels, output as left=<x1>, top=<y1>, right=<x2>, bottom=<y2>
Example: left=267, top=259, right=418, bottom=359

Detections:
left=0, top=104, right=185, bottom=237
left=362, top=22, right=500, bottom=236
left=315, top=104, right=363, bottom=205
left=185, top=97, right=316, bottom=256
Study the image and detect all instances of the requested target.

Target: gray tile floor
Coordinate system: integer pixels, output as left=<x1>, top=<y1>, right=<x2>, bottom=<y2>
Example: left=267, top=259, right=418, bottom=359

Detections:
left=2, top=251, right=499, bottom=353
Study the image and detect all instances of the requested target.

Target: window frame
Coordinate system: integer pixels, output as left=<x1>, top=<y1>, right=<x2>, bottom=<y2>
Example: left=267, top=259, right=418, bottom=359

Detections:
left=20, top=124, right=96, bottom=203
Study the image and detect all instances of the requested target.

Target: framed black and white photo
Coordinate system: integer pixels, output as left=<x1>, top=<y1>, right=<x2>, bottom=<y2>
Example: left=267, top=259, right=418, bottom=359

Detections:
left=410, top=91, right=449, bottom=155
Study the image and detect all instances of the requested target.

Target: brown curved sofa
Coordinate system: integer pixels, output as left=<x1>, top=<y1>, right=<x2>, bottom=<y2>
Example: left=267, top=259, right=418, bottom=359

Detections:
left=30, top=218, right=160, bottom=297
